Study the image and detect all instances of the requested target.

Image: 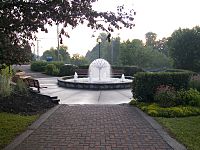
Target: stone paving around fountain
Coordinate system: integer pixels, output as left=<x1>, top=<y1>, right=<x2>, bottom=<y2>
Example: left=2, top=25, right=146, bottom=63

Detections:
left=38, top=77, right=132, bottom=104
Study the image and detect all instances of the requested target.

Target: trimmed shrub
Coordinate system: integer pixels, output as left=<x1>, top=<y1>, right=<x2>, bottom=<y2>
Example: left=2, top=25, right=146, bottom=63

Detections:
left=45, top=64, right=59, bottom=76
left=78, top=65, right=89, bottom=69
left=132, top=72, right=192, bottom=102
left=31, top=61, right=48, bottom=72
left=164, top=69, right=194, bottom=73
left=49, top=61, right=64, bottom=70
left=112, top=66, right=144, bottom=76
left=59, top=64, right=78, bottom=76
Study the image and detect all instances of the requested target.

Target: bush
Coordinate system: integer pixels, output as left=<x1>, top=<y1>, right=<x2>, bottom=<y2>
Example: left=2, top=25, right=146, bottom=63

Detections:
left=189, top=74, right=200, bottom=92
left=78, top=65, right=89, bottom=69
left=59, top=64, right=78, bottom=76
left=45, top=64, right=59, bottom=76
left=49, top=61, right=64, bottom=70
left=112, top=66, right=144, bottom=76
left=132, top=72, right=192, bottom=102
left=0, top=66, right=13, bottom=97
left=176, top=88, right=200, bottom=107
left=14, top=79, right=28, bottom=96
left=154, top=85, right=177, bottom=107
left=31, top=61, right=48, bottom=72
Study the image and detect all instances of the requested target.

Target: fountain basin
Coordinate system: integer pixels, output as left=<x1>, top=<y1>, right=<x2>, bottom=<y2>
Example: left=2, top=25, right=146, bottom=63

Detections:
left=57, top=75, right=133, bottom=90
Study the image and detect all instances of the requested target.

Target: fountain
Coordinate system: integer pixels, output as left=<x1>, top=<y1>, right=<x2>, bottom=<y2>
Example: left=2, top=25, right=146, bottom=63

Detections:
left=57, top=58, right=133, bottom=90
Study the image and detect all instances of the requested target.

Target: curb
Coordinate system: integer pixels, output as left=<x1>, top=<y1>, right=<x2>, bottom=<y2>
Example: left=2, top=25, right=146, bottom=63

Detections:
left=4, top=105, right=61, bottom=150
left=134, top=107, right=187, bottom=150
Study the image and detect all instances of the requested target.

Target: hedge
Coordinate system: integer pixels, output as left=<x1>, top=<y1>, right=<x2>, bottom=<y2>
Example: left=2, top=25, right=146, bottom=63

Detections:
left=59, top=64, right=78, bottom=76
left=30, top=61, right=48, bottom=72
left=112, top=66, right=144, bottom=76
left=132, top=72, right=192, bottom=102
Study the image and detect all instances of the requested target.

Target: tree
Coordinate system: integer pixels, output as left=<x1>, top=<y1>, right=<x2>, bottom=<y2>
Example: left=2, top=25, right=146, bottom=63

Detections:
left=154, top=37, right=169, bottom=56
left=145, top=32, right=157, bottom=48
left=0, top=34, right=32, bottom=68
left=0, top=1, right=135, bottom=46
left=71, top=53, right=89, bottom=66
left=167, top=26, right=200, bottom=72
left=42, top=45, right=70, bottom=62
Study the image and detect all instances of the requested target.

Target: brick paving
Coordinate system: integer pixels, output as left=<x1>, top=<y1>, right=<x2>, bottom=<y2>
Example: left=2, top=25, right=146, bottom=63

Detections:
left=15, top=105, right=172, bottom=150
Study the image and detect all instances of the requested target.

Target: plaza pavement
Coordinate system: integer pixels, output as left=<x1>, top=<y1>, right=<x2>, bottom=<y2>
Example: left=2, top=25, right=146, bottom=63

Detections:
left=6, top=65, right=186, bottom=150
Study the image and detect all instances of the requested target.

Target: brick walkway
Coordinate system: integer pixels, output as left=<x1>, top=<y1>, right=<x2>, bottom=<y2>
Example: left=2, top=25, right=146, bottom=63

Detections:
left=14, top=105, right=173, bottom=150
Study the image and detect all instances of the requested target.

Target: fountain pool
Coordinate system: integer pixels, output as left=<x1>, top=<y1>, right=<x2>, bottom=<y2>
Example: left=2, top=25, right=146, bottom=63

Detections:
left=57, top=59, right=133, bottom=90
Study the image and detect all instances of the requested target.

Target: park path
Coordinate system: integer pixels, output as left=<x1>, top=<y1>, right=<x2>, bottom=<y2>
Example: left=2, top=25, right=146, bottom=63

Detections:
left=12, top=105, right=174, bottom=150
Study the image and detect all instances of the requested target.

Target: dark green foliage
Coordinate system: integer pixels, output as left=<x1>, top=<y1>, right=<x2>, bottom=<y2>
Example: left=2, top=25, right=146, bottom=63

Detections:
left=59, top=64, right=78, bottom=76
left=167, top=26, right=200, bottom=72
left=164, top=69, right=194, bottom=73
left=15, top=79, right=28, bottom=96
left=132, top=72, right=192, bottom=102
left=176, top=89, right=200, bottom=107
left=49, top=61, right=64, bottom=70
left=78, top=65, right=89, bottom=69
left=112, top=66, right=144, bottom=76
left=189, top=74, right=200, bottom=92
left=30, top=61, right=48, bottom=72
left=154, top=91, right=177, bottom=107
left=45, top=64, right=59, bottom=76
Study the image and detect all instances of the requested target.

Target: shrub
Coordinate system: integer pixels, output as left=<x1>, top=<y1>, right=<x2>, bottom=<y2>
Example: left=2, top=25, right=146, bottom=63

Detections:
left=112, top=66, right=144, bottom=76
left=132, top=72, right=192, bottom=102
left=78, top=65, right=89, bottom=69
left=154, top=85, right=177, bottom=107
left=14, top=79, right=28, bottom=96
left=49, top=61, right=64, bottom=70
left=189, top=74, right=200, bottom=92
left=59, top=64, right=78, bottom=76
left=0, top=66, right=13, bottom=97
left=45, top=64, right=59, bottom=76
left=30, top=61, right=48, bottom=72
left=176, top=88, right=200, bottom=107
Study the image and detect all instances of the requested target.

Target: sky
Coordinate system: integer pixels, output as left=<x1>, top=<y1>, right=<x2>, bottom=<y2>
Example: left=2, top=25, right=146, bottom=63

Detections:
left=34, top=0, right=200, bottom=56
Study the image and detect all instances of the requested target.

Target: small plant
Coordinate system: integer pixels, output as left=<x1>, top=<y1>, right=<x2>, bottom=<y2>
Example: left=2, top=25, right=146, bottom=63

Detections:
left=154, top=85, right=177, bottom=107
left=0, top=66, right=13, bottom=97
left=189, top=74, right=200, bottom=92
left=14, top=79, right=28, bottom=96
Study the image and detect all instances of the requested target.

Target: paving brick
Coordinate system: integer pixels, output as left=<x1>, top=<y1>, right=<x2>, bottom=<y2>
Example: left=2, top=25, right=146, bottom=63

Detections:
left=14, top=105, right=172, bottom=150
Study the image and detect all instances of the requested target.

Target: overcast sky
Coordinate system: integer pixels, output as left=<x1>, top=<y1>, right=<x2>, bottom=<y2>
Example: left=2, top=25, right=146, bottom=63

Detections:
left=35, top=0, right=200, bottom=56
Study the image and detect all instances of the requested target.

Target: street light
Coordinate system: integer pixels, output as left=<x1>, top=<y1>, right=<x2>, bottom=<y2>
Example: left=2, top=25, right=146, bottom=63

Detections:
left=97, top=38, right=101, bottom=58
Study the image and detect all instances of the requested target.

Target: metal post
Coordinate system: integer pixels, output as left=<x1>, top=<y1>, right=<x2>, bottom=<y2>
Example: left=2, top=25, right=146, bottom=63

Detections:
left=98, top=42, right=100, bottom=58
left=57, top=24, right=60, bottom=61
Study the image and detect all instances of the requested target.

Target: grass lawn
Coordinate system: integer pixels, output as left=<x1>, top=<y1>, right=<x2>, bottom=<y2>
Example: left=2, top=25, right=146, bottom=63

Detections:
left=0, top=112, right=38, bottom=149
left=156, top=116, right=200, bottom=150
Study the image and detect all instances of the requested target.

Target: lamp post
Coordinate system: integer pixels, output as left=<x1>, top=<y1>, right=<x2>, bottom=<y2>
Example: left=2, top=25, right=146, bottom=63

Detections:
left=97, top=38, right=101, bottom=58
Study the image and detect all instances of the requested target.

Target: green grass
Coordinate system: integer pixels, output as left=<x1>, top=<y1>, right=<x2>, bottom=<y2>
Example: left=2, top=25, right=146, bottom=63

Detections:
left=156, top=116, right=200, bottom=150
left=0, top=113, right=38, bottom=149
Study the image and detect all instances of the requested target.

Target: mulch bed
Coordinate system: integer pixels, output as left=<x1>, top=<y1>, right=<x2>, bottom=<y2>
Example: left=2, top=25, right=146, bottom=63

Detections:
left=0, top=92, right=57, bottom=115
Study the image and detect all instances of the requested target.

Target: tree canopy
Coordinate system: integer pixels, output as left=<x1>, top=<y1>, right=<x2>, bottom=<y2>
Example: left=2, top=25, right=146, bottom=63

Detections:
left=167, top=26, right=200, bottom=72
left=0, top=0, right=136, bottom=45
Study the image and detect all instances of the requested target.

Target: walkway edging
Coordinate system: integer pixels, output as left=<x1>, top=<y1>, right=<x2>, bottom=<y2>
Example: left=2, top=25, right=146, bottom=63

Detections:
left=4, top=105, right=61, bottom=150
left=134, top=107, right=187, bottom=150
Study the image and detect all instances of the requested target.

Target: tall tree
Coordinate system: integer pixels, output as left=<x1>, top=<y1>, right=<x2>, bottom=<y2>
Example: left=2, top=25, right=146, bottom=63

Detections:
left=42, top=45, right=70, bottom=62
left=167, top=26, right=200, bottom=72
left=145, top=32, right=157, bottom=48
left=71, top=53, right=89, bottom=66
